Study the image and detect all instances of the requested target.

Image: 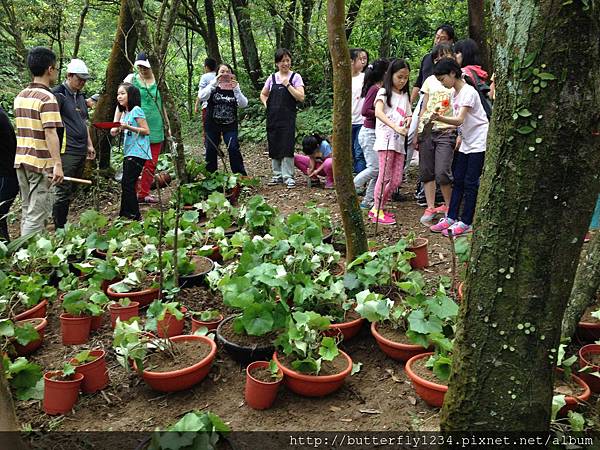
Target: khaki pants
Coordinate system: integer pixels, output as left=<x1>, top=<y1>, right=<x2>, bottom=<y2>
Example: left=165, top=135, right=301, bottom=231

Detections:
left=16, top=167, right=53, bottom=236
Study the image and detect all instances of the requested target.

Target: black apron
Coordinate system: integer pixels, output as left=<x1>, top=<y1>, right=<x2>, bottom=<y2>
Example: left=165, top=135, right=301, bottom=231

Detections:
left=266, top=73, right=297, bottom=159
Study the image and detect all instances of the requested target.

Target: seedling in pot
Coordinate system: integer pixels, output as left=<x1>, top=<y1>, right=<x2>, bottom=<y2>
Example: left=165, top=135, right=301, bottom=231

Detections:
left=190, top=309, right=221, bottom=322
left=52, top=363, right=78, bottom=381
left=268, top=359, right=283, bottom=381
left=71, top=350, right=99, bottom=365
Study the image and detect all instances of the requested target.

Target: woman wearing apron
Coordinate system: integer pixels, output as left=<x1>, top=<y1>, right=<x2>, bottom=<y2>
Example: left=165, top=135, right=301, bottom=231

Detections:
left=260, top=48, right=305, bottom=189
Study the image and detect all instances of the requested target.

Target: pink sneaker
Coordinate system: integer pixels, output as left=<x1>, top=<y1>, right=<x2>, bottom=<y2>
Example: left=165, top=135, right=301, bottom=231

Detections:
left=430, top=217, right=455, bottom=233
left=369, top=208, right=395, bottom=219
left=420, top=207, right=437, bottom=225
left=371, top=212, right=396, bottom=225
left=442, top=221, right=472, bottom=237
left=434, top=204, right=448, bottom=215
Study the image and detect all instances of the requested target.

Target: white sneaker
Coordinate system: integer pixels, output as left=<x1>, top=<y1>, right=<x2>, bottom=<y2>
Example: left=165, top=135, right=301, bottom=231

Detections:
left=286, top=179, right=296, bottom=189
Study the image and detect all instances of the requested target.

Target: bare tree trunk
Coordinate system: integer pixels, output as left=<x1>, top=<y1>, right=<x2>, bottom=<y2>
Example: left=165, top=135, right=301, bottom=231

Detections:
left=344, top=0, right=362, bottom=41
left=562, top=233, right=600, bottom=340
left=228, top=4, right=238, bottom=72
left=0, top=0, right=28, bottom=66
left=185, top=27, right=194, bottom=119
left=72, top=0, right=90, bottom=59
left=468, top=0, right=491, bottom=73
left=92, top=0, right=139, bottom=170
left=281, top=0, right=297, bottom=51
left=231, top=0, right=264, bottom=90
left=440, top=0, right=600, bottom=431
left=204, top=0, right=222, bottom=62
left=378, top=0, right=391, bottom=58
left=0, top=369, right=28, bottom=450
left=327, top=0, right=368, bottom=262
left=299, top=0, right=314, bottom=53
left=126, top=0, right=188, bottom=183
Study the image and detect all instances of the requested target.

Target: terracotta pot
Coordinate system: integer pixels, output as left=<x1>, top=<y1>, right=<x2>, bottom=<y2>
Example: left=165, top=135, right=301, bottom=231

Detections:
left=576, top=320, right=600, bottom=342
left=179, top=256, right=215, bottom=288
left=370, top=322, right=429, bottom=362
left=43, top=371, right=84, bottom=415
left=109, top=301, right=140, bottom=328
left=60, top=313, right=92, bottom=345
left=191, top=314, right=224, bottom=333
left=134, top=335, right=217, bottom=392
left=151, top=171, right=172, bottom=189
left=100, top=277, right=119, bottom=294
left=555, top=368, right=591, bottom=416
left=93, top=248, right=107, bottom=259
left=326, top=315, right=365, bottom=341
left=322, top=229, right=333, bottom=244
left=206, top=245, right=222, bottom=263
left=226, top=184, right=241, bottom=205
left=405, top=352, right=448, bottom=408
left=407, top=237, right=429, bottom=269
left=245, top=361, right=283, bottom=410
left=14, top=299, right=49, bottom=322
left=106, top=283, right=159, bottom=307
left=216, top=315, right=274, bottom=364
left=579, top=344, right=600, bottom=394
left=70, top=349, right=109, bottom=394
left=90, top=314, right=104, bottom=332
left=157, top=306, right=187, bottom=338
left=273, top=350, right=352, bottom=397
left=458, top=282, right=464, bottom=301
left=13, top=318, right=48, bottom=356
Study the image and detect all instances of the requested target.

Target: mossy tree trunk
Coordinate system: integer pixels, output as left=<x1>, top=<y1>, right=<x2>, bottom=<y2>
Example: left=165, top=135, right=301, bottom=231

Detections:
left=467, top=0, right=491, bottom=73
left=230, top=0, right=264, bottom=90
left=0, top=369, right=28, bottom=450
left=440, top=0, right=600, bottom=431
left=562, top=233, right=600, bottom=340
left=327, top=0, right=367, bottom=262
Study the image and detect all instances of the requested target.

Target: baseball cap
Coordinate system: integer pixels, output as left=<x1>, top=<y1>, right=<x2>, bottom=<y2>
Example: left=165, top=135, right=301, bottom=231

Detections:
left=90, top=93, right=100, bottom=102
left=134, top=52, right=151, bottom=69
left=66, top=59, right=91, bottom=79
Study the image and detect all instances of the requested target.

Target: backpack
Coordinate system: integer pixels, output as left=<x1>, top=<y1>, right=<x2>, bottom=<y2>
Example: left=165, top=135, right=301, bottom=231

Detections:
left=463, top=69, right=493, bottom=120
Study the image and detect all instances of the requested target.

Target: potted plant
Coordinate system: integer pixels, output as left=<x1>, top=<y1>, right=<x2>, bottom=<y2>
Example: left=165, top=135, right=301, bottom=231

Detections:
left=191, top=310, right=223, bottom=333
left=578, top=343, right=600, bottom=393
left=69, top=349, right=109, bottom=394
left=108, top=298, right=140, bottom=328
left=405, top=349, right=451, bottom=408
left=59, top=276, right=109, bottom=331
left=554, top=345, right=591, bottom=416
left=106, top=269, right=160, bottom=307
left=405, top=232, right=429, bottom=270
left=43, top=363, right=85, bottom=415
left=245, top=359, right=283, bottom=410
left=3, top=274, right=56, bottom=321
left=273, top=311, right=352, bottom=397
left=113, top=319, right=217, bottom=392
left=179, top=255, right=215, bottom=288
left=12, top=318, right=47, bottom=356
left=576, top=305, right=600, bottom=342
left=60, top=288, right=107, bottom=345
left=146, top=300, right=188, bottom=338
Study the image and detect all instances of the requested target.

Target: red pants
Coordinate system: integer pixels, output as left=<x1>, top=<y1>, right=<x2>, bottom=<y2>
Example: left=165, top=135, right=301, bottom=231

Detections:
left=137, top=142, right=162, bottom=198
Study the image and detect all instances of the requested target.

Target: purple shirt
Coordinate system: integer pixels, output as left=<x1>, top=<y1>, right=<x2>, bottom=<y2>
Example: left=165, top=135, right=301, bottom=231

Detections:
left=263, top=72, right=304, bottom=92
left=361, top=84, right=380, bottom=129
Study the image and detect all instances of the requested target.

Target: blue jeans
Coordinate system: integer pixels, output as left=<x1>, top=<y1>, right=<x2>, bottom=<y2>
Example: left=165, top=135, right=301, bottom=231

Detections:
left=205, top=124, right=247, bottom=175
left=448, top=151, right=485, bottom=226
left=591, top=195, right=600, bottom=230
left=352, top=124, right=366, bottom=173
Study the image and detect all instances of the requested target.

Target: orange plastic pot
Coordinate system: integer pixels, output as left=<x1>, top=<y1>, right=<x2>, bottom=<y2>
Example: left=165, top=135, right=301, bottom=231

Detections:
left=109, top=301, right=140, bottom=328
left=576, top=320, right=600, bottom=342
left=405, top=352, right=448, bottom=408
left=13, top=318, right=47, bottom=356
left=43, top=371, right=84, bottom=415
left=100, top=277, right=119, bottom=294
left=273, top=350, right=352, bottom=397
left=370, top=322, right=429, bottom=362
left=133, top=335, right=217, bottom=392
left=326, top=316, right=365, bottom=341
left=555, top=368, right=591, bottom=416
left=157, top=306, right=187, bottom=338
left=14, top=299, right=48, bottom=321
left=90, top=314, right=104, bottom=332
left=407, top=238, right=429, bottom=269
left=579, top=344, right=600, bottom=393
left=60, top=313, right=92, bottom=345
left=245, top=361, right=283, bottom=410
left=191, top=314, right=223, bottom=333
left=106, top=283, right=159, bottom=307
left=70, top=349, right=109, bottom=394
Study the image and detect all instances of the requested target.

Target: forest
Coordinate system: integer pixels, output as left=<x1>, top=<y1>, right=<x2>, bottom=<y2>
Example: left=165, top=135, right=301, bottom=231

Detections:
left=0, top=0, right=599, bottom=449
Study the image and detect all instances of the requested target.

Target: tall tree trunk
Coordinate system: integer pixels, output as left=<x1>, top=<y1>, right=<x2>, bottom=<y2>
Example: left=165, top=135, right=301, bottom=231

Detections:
left=327, top=0, right=368, bottom=262
left=204, top=0, right=222, bottom=62
left=228, top=4, right=238, bottom=72
left=562, top=233, right=600, bottom=340
left=92, top=0, right=139, bottom=170
left=185, top=27, right=194, bottom=119
left=0, top=368, right=28, bottom=450
left=378, top=0, right=391, bottom=58
left=231, top=0, right=264, bottom=90
left=299, top=0, right=314, bottom=52
left=0, top=0, right=28, bottom=66
left=126, top=0, right=188, bottom=183
left=281, top=0, right=297, bottom=51
left=467, top=0, right=491, bottom=73
left=440, top=0, right=600, bottom=431
left=344, top=0, right=362, bottom=41
left=72, top=0, right=90, bottom=59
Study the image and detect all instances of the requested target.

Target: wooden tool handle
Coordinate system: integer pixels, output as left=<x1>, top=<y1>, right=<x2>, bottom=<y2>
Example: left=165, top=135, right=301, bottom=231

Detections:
left=48, top=175, right=93, bottom=185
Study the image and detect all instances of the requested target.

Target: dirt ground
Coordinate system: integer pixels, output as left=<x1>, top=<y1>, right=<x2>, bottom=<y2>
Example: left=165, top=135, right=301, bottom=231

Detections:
left=14, top=143, right=467, bottom=433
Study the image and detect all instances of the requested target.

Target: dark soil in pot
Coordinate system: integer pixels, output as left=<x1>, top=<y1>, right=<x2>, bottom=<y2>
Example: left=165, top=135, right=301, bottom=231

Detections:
left=144, top=339, right=212, bottom=373
left=377, top=324, right=413, bottom=345
left=581, top=306, right=599, bottom=323
left=177, top=286, right=235, bottom=315
left=216, top=316, right=276, bottom=363
left=249, top=366, right=276, bottom=383
left=219, top=317, right=276, bottom=349
left=279, top=354, right=348, bottom=376
left=554, top=378, right=586, bottom=397
left=410, top=356, right=448, bottom=386
left=586, top=353, right=600, bottom=365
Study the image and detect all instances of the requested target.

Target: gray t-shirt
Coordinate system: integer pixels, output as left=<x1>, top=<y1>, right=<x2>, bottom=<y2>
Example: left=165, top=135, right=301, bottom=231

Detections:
left=53, top=82, right=89, bottom=155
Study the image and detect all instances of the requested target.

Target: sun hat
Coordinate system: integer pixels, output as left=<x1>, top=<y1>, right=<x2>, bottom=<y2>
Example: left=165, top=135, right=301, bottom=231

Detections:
left=66, top=59, right=91, bottom=79
left=134, top=52, right=151, bottom=69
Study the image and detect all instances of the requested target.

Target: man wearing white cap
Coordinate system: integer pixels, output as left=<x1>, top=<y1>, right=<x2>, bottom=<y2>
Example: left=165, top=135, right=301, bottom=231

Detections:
left=52, top=58, right=96, bottom=229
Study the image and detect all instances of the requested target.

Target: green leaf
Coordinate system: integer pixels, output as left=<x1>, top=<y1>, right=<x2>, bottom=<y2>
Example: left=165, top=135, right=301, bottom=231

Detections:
left=428, top=295, right=459, bottom=320
left=241, top=304, right=274, bottom=336
left=407, top=309, right=443, bottom=335
left=516, top=126, right=535, bottom=135
left=16, top=377, right=44, bottom=401
left=291, top=357, right=319, bottom=374
left=517, top=109, right=533, bottom=117
left=432, top=355, right=452, bottom=381
left=538, top=72, right=556, bottom=80
left=521, top=52, right=536, bottom=69
left=62, top=363, right=76, bottom=377
left=551, top=395, right=566, bottom=421
left=318, top=337, right=339, bottom=361
left=351, top=362, right=363, bottom=375
left=0, top=320, right=14, bottom=337
left=567, top=411, right=585, bottom=431
left=14, top=323, right=39, bottom=345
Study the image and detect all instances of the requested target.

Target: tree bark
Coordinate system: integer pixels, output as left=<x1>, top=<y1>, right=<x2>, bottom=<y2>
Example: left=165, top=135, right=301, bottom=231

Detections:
left=378, top=0, right=391, bottom=58
left=0, top=368, right=29, bottom=450
left=0, top=0, right=28, bottom=66
left=440, top=0, right=600, bottom=431
left=204, top=0, right=222, bottom=63
left=562, top=233, right=600, bottom=340
left=281, top=0, right=297, bottom=51
left=327, top=0, right=368, bottom=262
left=344, top=0, right=362, bottom=41
left=185, top=27, right=194, bottom=119
left=231, top=0, right=264, bottom=90
left=92, top=0, right=139, bottom=170
left=467, top=0, right=491, bottom=73
left=126, top=0, right=188, bottom=184
left=299, top=0, right=314, bottom=52
left=72, top=0, right=90, bottom=59
left=228, top=4, right=238, bottom=72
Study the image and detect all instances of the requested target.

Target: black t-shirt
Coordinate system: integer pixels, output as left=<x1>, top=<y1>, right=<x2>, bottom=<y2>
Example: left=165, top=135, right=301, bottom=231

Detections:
left=53, top=83, right=89, bottom=155
left=207, top=87, right=238, bottom=131
left=0, top=106, right=17, bottom=178
left=415, top=52, right=434, bottom=90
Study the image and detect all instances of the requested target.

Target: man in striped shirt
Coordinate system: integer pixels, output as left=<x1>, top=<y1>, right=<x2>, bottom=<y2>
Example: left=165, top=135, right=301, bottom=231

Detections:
left=14, top=47, right=64, bottom=236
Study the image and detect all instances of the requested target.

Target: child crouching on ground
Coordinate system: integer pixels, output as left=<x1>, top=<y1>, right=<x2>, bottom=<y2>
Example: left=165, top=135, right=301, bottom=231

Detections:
left=294, top=134, right=334, bottom=189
